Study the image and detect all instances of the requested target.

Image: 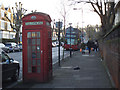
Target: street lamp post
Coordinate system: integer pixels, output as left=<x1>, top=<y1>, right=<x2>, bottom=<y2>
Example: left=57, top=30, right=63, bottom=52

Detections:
left=56, top=20, right=62, bottom=67
left=58, top=20, right=61, bottom=66
left=81, top=9, right=84, bottom=43
left=87, top=25, right=90, bottom=39
left=52, top=19, right=55, bottom=37
left=73, top=8, right=84, bottom=43
left=69, top=23, right=72, bottom=58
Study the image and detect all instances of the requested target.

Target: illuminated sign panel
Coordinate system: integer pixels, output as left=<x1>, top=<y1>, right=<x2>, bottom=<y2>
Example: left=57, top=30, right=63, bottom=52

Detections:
left=25, top=22, right=43, bottom=25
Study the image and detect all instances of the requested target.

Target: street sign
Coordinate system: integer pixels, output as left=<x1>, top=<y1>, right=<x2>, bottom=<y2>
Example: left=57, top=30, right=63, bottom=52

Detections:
left=55, top=22, right=62, bottom=28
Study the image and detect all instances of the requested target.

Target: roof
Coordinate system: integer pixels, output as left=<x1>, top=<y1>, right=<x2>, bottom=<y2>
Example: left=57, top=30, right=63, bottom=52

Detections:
left=25, top=12, right=49, bottom=17
left=23, top=12, right=51, bottom=21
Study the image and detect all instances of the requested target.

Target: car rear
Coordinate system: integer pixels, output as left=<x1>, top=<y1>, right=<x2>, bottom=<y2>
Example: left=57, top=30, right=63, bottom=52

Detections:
left=5, top=43, right=13, bottom=52
left=0, top=43, right=9, bottom=53
left=0, top=49, right=20, bottom=81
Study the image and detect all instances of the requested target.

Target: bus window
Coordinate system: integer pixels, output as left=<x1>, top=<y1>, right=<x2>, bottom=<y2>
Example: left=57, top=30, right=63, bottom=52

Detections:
left=67, top=39, right=75, bottom=45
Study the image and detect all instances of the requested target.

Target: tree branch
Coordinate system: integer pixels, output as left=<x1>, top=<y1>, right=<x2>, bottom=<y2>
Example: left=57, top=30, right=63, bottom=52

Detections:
left=104, top=1, right=107, bottom=16
left=107, top=2, right=115, bottom=26
left=4, top=13, right=16, bottom=30
left=90, top=1, right=101, bottom=17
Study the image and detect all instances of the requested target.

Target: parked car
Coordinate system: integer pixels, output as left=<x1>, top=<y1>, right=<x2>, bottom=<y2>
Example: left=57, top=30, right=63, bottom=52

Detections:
left=18, top=43, right=22, bottom=50
left=0, top=48, right=20, bottom=81
left=61, top=42, right=64, bottom=47
left=0, top=43, right=9, bottom=53
left=52, top=42, right=56, bottom=47
left=55, top=41, right=59, bottom=46
left=14, top=44, right=21, bottom=52
left=5, top=42, right=20, bottom=52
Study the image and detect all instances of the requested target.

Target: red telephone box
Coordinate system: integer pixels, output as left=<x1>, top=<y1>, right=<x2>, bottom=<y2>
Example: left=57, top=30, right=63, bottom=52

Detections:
left=22, top=12, right=52, bottom=82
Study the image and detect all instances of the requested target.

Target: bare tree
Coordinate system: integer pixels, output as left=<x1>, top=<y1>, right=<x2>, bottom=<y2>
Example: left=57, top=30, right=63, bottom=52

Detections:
left=59, top=0, right=71, bottom=36
left=69, top=0, right=116, bottom=35
left=5, top=2, right=27, bottom=44
left=57, top=0, right=72, bottom=60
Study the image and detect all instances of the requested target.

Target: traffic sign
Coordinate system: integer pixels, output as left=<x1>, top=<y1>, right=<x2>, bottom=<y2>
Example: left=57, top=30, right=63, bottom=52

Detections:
left=55, top=22, right=62, bottom=28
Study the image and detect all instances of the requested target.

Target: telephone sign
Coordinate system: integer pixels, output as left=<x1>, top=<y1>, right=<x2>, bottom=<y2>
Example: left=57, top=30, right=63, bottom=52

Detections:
left=31, top=16, right=36, bottom=20
left=25, top=21, right=43, bottom=25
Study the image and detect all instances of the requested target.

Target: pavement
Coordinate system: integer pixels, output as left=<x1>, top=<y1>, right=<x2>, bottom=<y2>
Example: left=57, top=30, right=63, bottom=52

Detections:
left=12, top=50, right=113, bottom=89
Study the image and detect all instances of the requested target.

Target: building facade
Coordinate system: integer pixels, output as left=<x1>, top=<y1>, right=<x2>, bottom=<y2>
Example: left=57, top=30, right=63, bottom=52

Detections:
left=0, top=4, right=16, bottom=42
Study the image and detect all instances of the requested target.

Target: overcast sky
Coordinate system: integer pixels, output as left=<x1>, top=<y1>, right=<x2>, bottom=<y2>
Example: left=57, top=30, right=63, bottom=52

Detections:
left=1, top=0, right=103, bottom=28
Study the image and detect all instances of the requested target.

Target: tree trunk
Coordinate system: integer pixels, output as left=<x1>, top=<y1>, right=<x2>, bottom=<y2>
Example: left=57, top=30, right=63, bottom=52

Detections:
left=100, top=15, right=107, bottom=35
left=15, top=29, right=20, bottom=44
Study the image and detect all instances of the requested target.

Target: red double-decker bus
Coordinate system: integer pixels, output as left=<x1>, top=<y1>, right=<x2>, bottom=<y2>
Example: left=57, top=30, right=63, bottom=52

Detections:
left=64, top=27, right=81, bottom=50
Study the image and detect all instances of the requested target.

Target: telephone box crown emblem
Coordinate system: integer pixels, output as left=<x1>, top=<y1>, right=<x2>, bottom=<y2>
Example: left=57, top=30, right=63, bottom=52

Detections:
left=31, top=16, right=36, bottom=20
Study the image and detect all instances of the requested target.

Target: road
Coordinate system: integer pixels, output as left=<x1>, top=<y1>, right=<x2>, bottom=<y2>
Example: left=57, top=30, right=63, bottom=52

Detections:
left=52, top=47, right=70, bottom=64
left=3, top=46, right=71, bottom=88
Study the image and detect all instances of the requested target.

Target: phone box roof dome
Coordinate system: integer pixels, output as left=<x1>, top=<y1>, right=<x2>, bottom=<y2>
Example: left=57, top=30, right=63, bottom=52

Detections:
left=22, top=12, right=51, bottom=22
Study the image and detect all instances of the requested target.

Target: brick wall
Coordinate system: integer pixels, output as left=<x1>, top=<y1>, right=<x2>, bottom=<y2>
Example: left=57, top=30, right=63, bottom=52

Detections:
left=99, top=24, right=120, bottom=89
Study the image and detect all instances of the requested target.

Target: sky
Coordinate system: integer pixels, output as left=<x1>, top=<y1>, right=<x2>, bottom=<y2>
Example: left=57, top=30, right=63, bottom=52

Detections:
left=0, top=0, right=102, bottom=28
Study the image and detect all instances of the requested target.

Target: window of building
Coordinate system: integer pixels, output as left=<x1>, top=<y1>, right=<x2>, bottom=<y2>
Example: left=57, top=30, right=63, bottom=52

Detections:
left=3, top=31, right=9, bottom=39
left=9, top=32, right=15, bottom=39
left=1, top=10, right=5, bottom=18
left=0, top=31, right=3, bottom=39
left=7, top=12, right=11, bottom=20
left=7, top=22, right=11, bottom=30
left=1, top=20, right=5, bottom=30
left=9, top=33, right=13, bottom=39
